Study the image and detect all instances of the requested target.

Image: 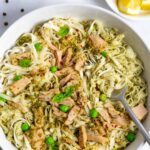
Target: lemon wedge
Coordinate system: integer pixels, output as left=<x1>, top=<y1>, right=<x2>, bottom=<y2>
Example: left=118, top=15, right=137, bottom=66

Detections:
left=117, top=0, right=142, bottom=15
left=141, top=0, right=150, bottom=10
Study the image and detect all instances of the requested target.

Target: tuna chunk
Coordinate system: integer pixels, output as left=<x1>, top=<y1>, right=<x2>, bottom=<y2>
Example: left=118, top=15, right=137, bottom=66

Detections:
left=52, top=106, right=67, bottom=118
left=39, top=88, right=60, bottom=102
left=89, top=34, right=107, bottom=50
left=74, top=58, right=85, bottom=72
left=62, top=137, right=81, bottom=149
left=54, top=50, right=63, bottom=68
left=93, top=119, right=106, bottom=136
left=77, top=95, right=88, bottom=107
left=65, top=79, right=79, bottom=88
left=112, top=114, right=129, bottom=127
left=78, top=126, right=87, bottom=148
left=33, top=107, right=45, bottom=128
left=28, top=128, right=45, bottom=149
left=60, top=74, right=77, bottom=87
left=99, top=108, right=111, bottom=123
left=98, top=127, right=106, bottom=136
left=31, top=66, right=46, bottom=76
left=104, top=103, right=119, bottom=118
left=48, top=43, right=59, bottom=51
left=132, top=103, right=148, bottom=120
left=10, top=77, right=31, bottom=95
left=42, top=37, right=63, bottom=68
left=8, top=101, right=26, bottom=113
left=56, top=67, right=75, bottom=77
left=59, top=98, right=75, bottom=107
left=63, top=48, right=73, bottom=66
left=87, top=132, right=108, bottom=145
left=56, top=67, right=80, bottom=88
left=65, top=106, right=80, bottom=125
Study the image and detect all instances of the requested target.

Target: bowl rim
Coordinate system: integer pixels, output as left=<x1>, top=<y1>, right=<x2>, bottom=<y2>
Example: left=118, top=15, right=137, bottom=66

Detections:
left=0, top=3, right=149, bottom=149
left=0, top=3, right=149, bottom=52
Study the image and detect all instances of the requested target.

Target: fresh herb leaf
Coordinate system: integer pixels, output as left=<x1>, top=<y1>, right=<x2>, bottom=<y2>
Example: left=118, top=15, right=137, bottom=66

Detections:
left=59, top=105, right=70, bottom=113
left=64, top=86, right=74, bottom=97
left=52, top=86, right=74, bottom=103
left=52, top=93, right=65, bottom=103
left=0, top=97, right=7, bottom=103
left=13, top=75, right=22, bottom=81
left=0, top=94, right=9, bottom=103
left=16, top=35, right=32, bottom=46
left=101, top=51, right=107, bottom=58
left=51, top=145, right=59, bottom=150
left=58, top=26, right=69, bottom=37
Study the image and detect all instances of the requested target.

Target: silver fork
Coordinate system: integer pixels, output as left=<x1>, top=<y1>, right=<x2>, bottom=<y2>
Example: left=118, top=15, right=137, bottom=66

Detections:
left=111, top=86, right=150, bottom=145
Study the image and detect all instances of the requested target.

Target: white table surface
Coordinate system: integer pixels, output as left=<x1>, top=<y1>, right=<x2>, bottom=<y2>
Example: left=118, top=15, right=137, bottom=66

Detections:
left=0, top=0, right=150, bottom=150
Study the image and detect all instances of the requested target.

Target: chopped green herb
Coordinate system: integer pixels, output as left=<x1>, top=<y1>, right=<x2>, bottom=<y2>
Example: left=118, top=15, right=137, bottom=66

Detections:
left=89, top=108, right=98, bottom=118
left=50, top=66, right=58, bottom=73
left=34, top=42, right=43, bottom=52
left=101, top=51, right=107, bottom=58
left=19, top=59, right=32, bottom=67
left=126, top=132, right=136, bottom=142
left=0, top=94, right=9, bottom=103
left=0, top=96, right=7, bottom=103
left=59, top=105, right=70, bottom=113
left=52, top=86, right=74, bottom=103
left=64, top=86, right=74, bottom=97
left=5, top=0, right=9, bottom=3
left=99, top=94, right=107, bottom=102
left=51, top=145, right=59, bottom=150
left=16, top=35, right=32, bottom=46
left=45, top=136, right=55, bottom=145
left=21, top=123, right=30, bottom=132
left=58, top=26, right=69, bottom=37
left=52, top=93, right=65, bottom=103
left=13, top=75, right=22, bottom=81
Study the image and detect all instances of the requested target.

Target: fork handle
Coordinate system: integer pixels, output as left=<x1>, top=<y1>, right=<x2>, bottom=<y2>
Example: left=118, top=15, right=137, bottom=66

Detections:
left=120, top=98, right=150, bottom=145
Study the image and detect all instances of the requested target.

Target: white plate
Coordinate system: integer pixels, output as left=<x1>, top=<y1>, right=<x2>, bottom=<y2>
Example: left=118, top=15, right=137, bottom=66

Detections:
left=105, top=0, right=150, bottom=20
left=0, top=4, right=150, bottom=150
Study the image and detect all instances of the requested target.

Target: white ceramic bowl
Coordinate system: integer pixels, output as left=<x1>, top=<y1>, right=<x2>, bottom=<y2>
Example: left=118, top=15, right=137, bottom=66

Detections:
left=0, top=4, right=150, bottom=150
left=105, top=0, right=150, bottom=20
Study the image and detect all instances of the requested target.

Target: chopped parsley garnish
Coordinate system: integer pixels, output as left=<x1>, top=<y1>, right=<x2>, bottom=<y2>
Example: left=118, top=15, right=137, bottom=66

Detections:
left=101, top=51, right=107, bottom=58
left=13, top=75, right=22, bottom=81
left=0, top=94, right=9, bottom=103
left=58, top=26, right=69, bottom=37
left=52, top=86, right=74, bottom=103
left=52, top=93, right=65, bottom=103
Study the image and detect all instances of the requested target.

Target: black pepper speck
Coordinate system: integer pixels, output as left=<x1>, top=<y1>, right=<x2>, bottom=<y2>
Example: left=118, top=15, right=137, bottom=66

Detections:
left=20, top=8, right=24, bottom=12
left=2, top=12, right=7, bottom=16
left=4, top=22, right=8, bottom=26
left=5, top=0, right=9, bottom=3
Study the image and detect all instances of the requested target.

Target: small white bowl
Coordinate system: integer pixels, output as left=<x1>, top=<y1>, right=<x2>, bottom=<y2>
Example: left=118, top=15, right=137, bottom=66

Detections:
left=105, top=0, right=150, bottom=20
